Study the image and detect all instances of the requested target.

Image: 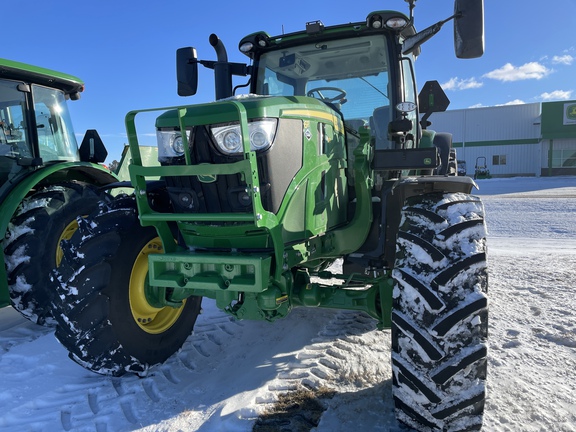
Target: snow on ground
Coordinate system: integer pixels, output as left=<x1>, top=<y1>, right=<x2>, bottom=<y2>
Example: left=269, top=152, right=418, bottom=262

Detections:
left=1, top=176, right=575, bottom=432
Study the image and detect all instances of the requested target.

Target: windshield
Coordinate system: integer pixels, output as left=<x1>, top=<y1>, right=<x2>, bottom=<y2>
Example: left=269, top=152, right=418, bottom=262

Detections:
left=255, top=35, right=391, bottom=130
left=32, top=84, right=79, bottom=162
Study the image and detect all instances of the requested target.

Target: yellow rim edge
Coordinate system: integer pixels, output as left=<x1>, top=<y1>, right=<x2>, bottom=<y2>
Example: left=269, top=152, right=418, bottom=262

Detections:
left=55, top=219, right=80, bottom=266
left=129, top=237, right=185, bottom=334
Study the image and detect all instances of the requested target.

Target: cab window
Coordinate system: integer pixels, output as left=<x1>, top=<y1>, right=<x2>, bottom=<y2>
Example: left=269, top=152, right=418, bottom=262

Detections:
left=32, top=85, right=79, bottom=162
left=256, top=35, right=391, bottom=136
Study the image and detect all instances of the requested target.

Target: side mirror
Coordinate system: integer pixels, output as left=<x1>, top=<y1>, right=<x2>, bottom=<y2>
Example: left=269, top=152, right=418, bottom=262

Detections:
left=177, top=47, right=199, bottom=96
left=79, top=129, right=108, bottom=163
left=454, top=0, right=485, bottom=58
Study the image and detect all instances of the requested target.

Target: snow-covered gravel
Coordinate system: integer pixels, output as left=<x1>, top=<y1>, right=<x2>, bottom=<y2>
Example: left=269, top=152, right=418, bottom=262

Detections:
left=0, top=176, right=575, bottom=432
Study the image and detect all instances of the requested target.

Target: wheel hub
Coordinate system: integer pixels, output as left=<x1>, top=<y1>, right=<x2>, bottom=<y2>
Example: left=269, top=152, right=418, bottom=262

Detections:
left=129, top=238, right=186, bottom=334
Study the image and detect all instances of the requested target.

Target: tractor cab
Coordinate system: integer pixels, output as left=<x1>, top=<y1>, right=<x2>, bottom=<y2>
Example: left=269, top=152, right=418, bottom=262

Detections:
left=244, top=24, right=405, bottom=152
left=176, top=1, right=483, bottom=178
left=0, top=78, right=78, bottom=166
left=0, top=58, right=107, bottom=188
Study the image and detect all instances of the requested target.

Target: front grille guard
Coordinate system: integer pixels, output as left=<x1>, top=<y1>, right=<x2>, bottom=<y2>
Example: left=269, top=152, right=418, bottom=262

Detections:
left=125, top=98, right=374, bottom=284
left=125, top=100, right=281, bottom=253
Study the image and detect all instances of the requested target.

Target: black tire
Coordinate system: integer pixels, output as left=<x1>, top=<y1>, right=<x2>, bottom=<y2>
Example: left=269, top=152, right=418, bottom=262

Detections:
left=3, top=182, right=103, bottom=325
left=50, top=195, right=202, bottom=376
left=391, top=192, right=488, bottom=432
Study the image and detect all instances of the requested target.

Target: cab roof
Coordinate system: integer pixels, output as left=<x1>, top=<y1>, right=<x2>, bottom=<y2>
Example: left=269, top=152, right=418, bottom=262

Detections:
left=0, top=57, right=84, bottom=95
left=238, top=10, right=415, bottom=59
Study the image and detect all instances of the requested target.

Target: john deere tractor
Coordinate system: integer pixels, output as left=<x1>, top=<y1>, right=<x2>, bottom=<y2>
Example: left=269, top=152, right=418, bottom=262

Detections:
left=0, top=58, right=115, bottom=324
left=51, top=1, right=489, bottom=430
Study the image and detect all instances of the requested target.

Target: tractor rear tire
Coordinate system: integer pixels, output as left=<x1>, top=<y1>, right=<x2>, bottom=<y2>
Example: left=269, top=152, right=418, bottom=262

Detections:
left=3, top=182, right=103, bottom=325
left=391, top=192, right=488, bottom=432
left=50, top=195, right=202, bottom=376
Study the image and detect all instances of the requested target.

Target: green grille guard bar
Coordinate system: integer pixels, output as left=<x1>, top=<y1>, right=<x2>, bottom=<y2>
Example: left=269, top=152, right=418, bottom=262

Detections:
left=124, top=99, right=374, bottom=284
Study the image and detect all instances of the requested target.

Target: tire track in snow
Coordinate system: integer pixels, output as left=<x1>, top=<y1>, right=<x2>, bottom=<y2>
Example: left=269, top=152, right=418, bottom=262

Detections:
left=252, top=309, right=393, bottom=429
left=1, top=298, right=390, bottom=432
left=0, top=307, right=245, bottom=431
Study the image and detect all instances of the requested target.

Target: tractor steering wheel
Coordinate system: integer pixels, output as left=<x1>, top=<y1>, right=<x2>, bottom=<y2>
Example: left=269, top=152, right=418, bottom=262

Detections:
left=306, top=87, right=347, bottom=105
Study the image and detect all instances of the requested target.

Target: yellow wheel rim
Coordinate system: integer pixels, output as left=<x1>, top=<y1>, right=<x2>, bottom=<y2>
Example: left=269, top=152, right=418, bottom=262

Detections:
left=129, top=237, right=185, bottom=334
left=55, top=219, right=81, bottom=266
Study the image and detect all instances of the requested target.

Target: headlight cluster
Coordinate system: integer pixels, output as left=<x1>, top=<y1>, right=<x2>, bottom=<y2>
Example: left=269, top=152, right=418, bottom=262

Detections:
left=211, top=119, right=277, bottom=155
left=157, top=130, right=190, bottom=162
left=156, top=119, right=277, bottom=161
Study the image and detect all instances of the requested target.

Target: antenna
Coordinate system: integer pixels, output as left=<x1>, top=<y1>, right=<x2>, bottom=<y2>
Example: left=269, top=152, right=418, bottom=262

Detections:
left=404, top=0, right=417, bottom=22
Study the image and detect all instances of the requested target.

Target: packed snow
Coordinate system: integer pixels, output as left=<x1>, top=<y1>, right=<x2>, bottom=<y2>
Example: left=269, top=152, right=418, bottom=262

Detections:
left=1, top=176, right=575, bottom=432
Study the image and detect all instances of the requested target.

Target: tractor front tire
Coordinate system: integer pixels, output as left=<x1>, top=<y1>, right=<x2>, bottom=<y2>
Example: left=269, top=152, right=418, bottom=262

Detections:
left=50, top=195, right=202, bottom=376
left=392, top=192, right=488, bottom=432
left=4, top=182, right=103, bottom=325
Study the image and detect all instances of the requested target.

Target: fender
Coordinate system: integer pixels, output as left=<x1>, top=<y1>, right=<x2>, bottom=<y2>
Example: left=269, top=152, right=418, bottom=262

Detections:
left=393, top=175, right=478, bottom=198
left=0, top=162, right=117, bottom=307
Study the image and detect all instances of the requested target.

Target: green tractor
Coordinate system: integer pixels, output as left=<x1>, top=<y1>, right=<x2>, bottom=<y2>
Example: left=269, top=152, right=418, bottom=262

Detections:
left=0, top=58, right=116, bottom=324
left=51, top=1, right=488, bottom=430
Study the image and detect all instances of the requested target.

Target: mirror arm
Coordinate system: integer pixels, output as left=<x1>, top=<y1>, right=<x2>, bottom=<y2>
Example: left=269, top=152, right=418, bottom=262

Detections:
left=402, top=14, right=457, bottom=55
left=199, top=60, right=249, bottom=77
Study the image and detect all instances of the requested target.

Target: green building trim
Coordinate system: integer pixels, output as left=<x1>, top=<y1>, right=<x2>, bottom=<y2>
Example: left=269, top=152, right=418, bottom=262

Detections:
left=541, top=100, right=576, bottom=139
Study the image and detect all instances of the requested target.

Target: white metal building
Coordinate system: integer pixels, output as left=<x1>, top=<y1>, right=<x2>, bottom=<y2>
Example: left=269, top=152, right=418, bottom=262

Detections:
left=426, top=100, right=576, bottom=177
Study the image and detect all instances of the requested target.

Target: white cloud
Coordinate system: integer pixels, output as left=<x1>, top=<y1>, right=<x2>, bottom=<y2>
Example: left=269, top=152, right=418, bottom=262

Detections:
left=441, top=77, right=483, bottom=91
left=496, top=99, right=526, bottom=106
left=468, top=103, right=485, bottom=109
left=483, top=62, right=551, bottom=82
left=540, top=90, right=573, bottom=100
left=552, top=55, right=574, bottom=65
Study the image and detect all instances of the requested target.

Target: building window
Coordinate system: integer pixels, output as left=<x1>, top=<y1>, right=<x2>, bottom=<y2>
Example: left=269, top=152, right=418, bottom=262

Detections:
left=492, top=155, right=507, bottom=165
left=551, top=150, right=576, bottom=168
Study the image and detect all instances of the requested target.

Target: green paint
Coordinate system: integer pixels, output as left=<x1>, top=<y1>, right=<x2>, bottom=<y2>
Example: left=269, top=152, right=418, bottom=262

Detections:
left=542, top=100, right=576, bottom=139
left=0, top=57, right=84, bottom=95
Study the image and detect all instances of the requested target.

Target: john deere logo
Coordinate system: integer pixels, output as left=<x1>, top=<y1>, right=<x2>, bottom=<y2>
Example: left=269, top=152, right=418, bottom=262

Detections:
left=424, top=157, right=432, bottom=165
left=198, top=174, right=217, bottom=183
left=567, top=104, right=576, bottom=121
left=196, top=164, right=217, bottom=183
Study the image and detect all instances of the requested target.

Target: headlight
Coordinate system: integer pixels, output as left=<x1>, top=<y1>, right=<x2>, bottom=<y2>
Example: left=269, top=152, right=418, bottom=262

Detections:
left=211, top=119, right=277, bottom=155
left=157, top=130, right=190, bottom=162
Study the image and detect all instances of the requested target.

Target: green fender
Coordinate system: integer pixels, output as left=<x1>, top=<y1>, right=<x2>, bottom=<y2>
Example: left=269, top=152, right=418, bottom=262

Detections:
left=0, top=162, right=118, bottom=308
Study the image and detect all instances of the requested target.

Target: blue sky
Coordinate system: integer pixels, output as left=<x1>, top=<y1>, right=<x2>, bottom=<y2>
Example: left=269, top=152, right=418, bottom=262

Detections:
left=4, top=0, right=575, bottom=162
